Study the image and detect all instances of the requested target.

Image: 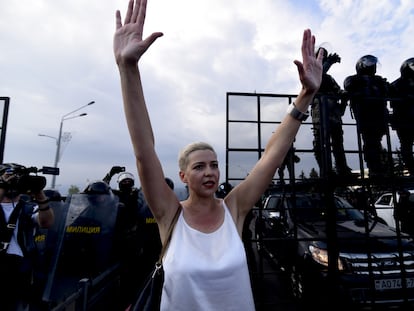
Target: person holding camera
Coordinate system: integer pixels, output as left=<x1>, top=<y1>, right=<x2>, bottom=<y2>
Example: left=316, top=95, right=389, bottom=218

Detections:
left=0, top=163, right=54, bottom=311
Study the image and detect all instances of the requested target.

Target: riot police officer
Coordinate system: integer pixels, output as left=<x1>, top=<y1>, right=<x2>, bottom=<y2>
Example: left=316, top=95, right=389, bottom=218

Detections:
left=311, top=47, right=352, bottom=176
left=103, top=168, right=147, bottom=309
left=344, top=55, right=390, bottom=178
left=390, top=58, right=414, bottom=176
left=103, top=167, right=174, bottom=309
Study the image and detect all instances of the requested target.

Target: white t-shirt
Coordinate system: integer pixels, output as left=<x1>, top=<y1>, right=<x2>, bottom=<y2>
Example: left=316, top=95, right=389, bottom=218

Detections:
left=161, top=201, right=255, bottom=311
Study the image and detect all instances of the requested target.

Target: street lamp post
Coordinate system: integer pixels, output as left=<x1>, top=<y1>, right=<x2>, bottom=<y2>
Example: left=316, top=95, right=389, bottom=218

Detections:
left=42, top=101, right=95, bottom=189
left=38, top=134, right=57, bottom=142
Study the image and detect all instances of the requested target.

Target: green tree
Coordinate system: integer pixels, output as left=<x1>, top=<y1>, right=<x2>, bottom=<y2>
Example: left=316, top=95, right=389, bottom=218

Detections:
left=68, top=185, right=80, bottom=195
left=393, top=148, right=405, bottom=176
left=309, top=167, right=319, bottom=178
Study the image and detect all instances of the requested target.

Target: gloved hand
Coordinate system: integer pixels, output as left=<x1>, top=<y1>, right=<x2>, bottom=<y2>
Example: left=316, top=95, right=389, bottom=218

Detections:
left=327, top=53, right=341, bottom=64
left=110, top=166, right=125, bottom=176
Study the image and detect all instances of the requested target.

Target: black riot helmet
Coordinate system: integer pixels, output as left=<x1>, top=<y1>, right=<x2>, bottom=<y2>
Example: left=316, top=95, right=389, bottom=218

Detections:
left=43, top=189, right=63, bottom=202
left=356, top=55, right=378, bottom=75
left=400, top=58, right=414, bottom=78
left=215, top=182, right=234, bottom=199
left=83, top=180, right=111, bottom=195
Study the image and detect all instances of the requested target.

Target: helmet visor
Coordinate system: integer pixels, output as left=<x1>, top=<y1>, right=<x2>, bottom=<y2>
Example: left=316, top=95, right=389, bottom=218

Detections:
left=360, top=55, right=378, bottom=67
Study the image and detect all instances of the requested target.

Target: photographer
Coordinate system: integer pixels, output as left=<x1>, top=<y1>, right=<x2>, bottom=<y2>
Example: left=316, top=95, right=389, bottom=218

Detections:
left=0, top=163, right=54, bottom=311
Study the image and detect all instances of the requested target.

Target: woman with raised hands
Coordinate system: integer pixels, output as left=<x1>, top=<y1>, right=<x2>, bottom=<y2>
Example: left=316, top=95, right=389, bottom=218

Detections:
left=113, top=0, right=323, bottom=309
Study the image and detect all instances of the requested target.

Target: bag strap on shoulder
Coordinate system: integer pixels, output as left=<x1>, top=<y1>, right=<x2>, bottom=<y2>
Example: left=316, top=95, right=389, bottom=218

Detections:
left=0, top=202, right=23, bottom=252
left=157, top=204, right=181, bottom=263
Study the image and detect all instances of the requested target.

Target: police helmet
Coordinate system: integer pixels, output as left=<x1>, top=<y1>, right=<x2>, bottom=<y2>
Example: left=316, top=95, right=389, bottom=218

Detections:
left=83, top=180, right=111, bottom=194
left=400, top=58, right=414, bottom=78
left=44, top=189, right=63, bottom=201
left=216, top=182, right=234, bottom=199
left=356, top=55, right=378, bottom=75
left=117, top=172, right=135, bottom=185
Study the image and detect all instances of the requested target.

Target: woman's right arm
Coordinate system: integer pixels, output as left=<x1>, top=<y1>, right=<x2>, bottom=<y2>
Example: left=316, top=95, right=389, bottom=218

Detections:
left=114, top=0, right=179, bottom=236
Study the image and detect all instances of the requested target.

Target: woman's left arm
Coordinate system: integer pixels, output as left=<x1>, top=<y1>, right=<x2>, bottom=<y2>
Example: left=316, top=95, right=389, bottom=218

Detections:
left=228, top=29, right=323, bottom=226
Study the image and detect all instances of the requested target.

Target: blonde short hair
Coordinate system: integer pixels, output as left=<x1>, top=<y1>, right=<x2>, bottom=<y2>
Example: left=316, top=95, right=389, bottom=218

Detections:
left=178, top=142, right=216, bottom=171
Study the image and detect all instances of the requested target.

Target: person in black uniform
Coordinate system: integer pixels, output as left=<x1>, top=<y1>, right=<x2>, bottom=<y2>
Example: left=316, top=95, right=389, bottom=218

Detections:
left=312, top=47, right=352, bottom=176
left=344, top=55, right=390, bottom=178
left=103, top=167, right=145, bottom=309
left=390, top=58, right=414, bottom=176
left=103, top=167, right=173, bottom=310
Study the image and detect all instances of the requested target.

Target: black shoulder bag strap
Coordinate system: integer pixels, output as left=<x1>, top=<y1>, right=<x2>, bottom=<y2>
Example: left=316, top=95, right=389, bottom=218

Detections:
left=0, top=202, right=23, bottom=252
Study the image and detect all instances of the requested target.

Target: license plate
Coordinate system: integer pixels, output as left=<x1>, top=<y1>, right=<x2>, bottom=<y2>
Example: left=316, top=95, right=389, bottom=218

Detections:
left=375, top=278, right=414, bottom=290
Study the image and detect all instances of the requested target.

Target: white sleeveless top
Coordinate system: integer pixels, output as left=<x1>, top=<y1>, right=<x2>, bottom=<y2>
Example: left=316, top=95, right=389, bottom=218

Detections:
left=160, top=201, right=255, bottom=311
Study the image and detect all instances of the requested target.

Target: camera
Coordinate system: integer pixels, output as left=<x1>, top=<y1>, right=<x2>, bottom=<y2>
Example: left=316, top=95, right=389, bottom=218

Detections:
left=1, top=163, right=59, bottom=193
left=7, top=166, right=46, bottom=193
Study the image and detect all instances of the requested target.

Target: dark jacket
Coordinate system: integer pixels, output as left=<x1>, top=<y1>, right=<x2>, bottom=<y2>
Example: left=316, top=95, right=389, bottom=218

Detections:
left=390, top=77, right=414, bottom=130
left=344, top=74, right=390, bottom=132
left=312, top=73, right=346, bottom=124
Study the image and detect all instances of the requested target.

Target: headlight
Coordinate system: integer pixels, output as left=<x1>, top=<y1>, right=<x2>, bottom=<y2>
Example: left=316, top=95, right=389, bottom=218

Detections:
left=309, top=245, right=344, bottom=270
left=269, top=211, right=280, bottom=218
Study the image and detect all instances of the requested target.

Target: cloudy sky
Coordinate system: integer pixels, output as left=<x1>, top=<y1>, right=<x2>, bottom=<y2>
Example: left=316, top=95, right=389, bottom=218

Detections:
left=0, top=0, right=413, bottom=195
